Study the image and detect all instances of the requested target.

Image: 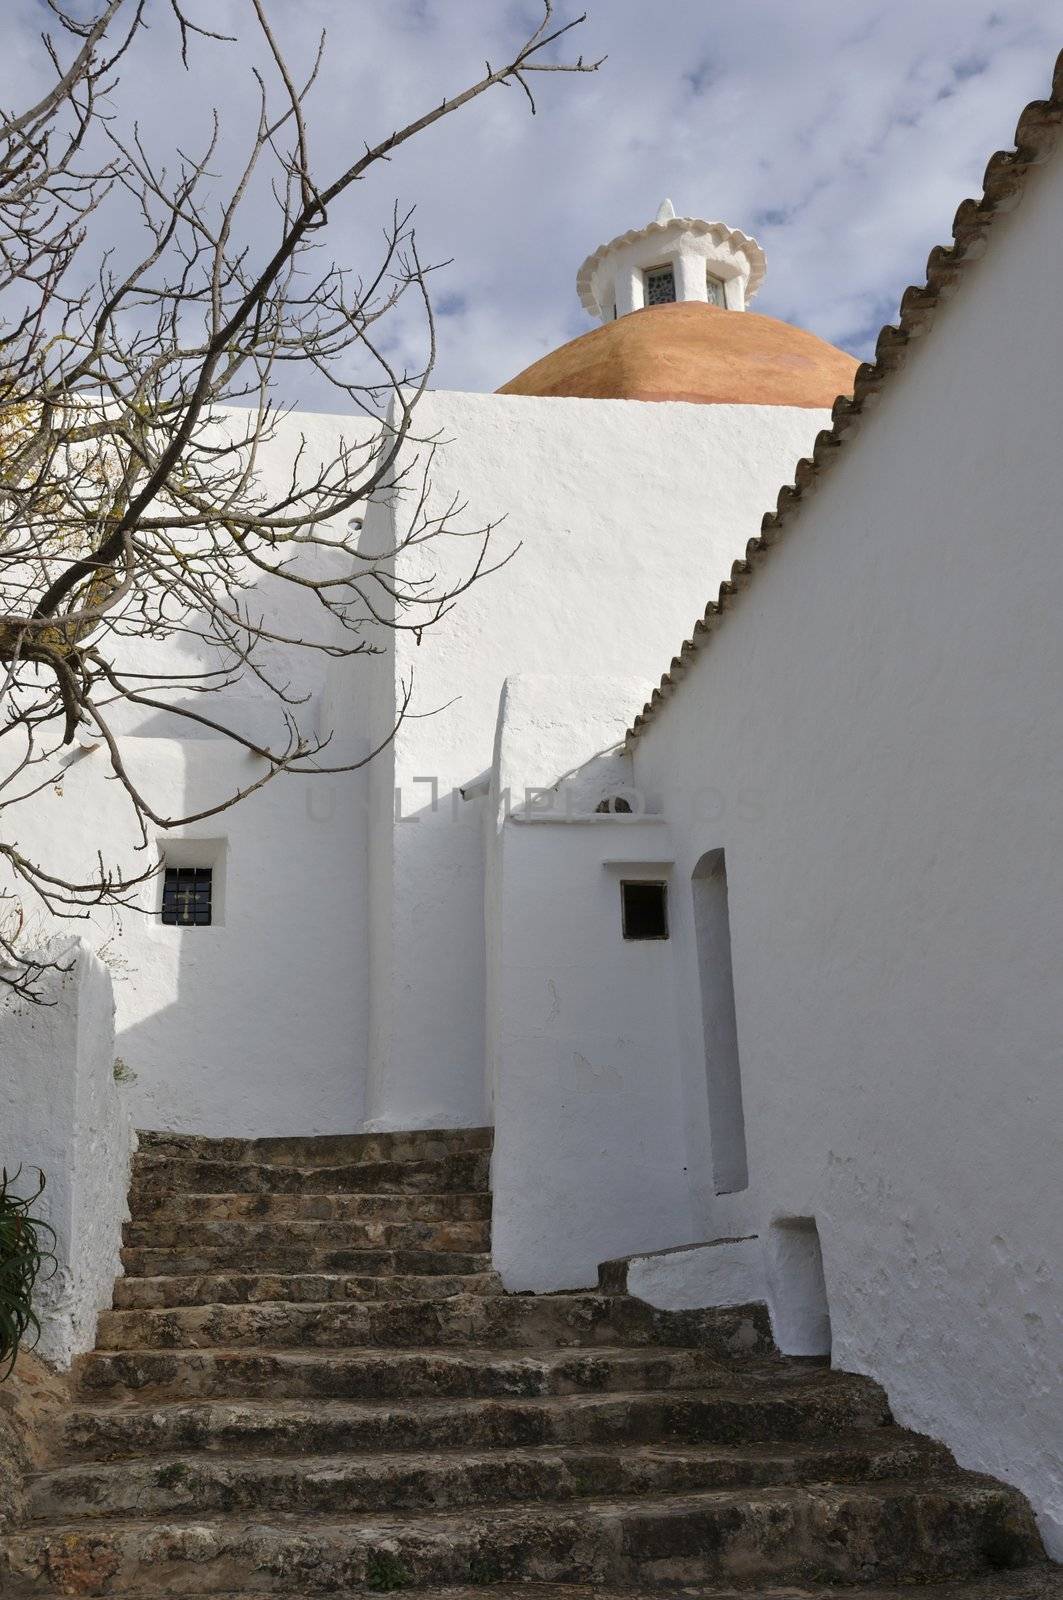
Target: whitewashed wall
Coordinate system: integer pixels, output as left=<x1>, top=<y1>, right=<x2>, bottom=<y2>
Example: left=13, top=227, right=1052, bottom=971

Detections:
left=367, top=391, right=836, bottom=1132
left=486, top=674, right=692, bottom=1289
left=630, top=148, right=1063, bottom=1554
left=1, top=411, right=376, bottom=1136
left=0, top=941, right=131, bottom=1367
left=4, top=736, right=369, bottom=1137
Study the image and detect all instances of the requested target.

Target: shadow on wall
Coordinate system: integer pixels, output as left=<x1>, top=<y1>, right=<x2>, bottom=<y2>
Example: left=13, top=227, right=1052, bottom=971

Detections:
left=112, top=717, right=370, bottom=1138
left=767, top=1216, right=832, bottom=1357
left=692, top=849, right=749, bottom=1195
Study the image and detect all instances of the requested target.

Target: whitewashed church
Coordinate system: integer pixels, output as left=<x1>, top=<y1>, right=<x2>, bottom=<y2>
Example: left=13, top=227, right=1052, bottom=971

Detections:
left=1, top=53, right=1060, bottom=1598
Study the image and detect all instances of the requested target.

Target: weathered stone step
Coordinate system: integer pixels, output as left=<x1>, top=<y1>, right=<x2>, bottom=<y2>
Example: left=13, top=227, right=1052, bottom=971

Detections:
left=130, top=1151, right=490, bottom=1197
left=14, top=1119, right=1047, bottom=1600
left=122, top=1217, right=491, bottom=1253
left=75, top=1343, right=738, bottom=1403
left=113, top=1270, right=503, bottom=1310
left=120, top=1245, right=493, bottom=1279
left=14, top=1579, right=1060, bottom=1600
left=95, top=1295, right=771, bottom=1355
left=127, top=1191, right=493, bottom=1225
left=56, top=1369, right=891, bottom=1461
left=136, top=1127, right=493, bottom=1167
left=4, top=1479, right=1042, bottom=1593
left=26, top=1432, right=955, bottom=1522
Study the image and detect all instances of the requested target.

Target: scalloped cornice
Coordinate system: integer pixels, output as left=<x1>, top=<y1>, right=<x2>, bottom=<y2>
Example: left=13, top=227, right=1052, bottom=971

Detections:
left=577, top=216, right=766, bottom=317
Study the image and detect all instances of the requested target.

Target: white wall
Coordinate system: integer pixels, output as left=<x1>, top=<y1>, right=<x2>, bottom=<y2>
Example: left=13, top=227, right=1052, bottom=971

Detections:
left=0, top=941, right=131, bottom=1367
left=0, top=389, right=834, bottom=1142
left=487, top=674, right=693, bottom=1289
left=367, top=390, right=835, bottom=1132
left=1, top=408, right=376, bottom=1137
left=620, top=1237, right=766, bottom=1313
left=5, top=737, right=369, bottom=1137
left=630, top=148, right=1063, bottom=1553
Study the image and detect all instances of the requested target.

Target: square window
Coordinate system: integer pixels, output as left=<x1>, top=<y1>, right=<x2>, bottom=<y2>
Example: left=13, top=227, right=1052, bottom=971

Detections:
left=644, top=265, right=676, bottom=306
left=621, top=880, right=669, bottom=940
left=706, top=272, right=726, bottom=308
left=161, top=866, right=213, bottom=926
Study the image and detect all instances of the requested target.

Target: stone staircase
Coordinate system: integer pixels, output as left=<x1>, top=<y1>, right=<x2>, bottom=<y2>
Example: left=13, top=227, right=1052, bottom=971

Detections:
left=2, top=1126, right=1058, bottom=1599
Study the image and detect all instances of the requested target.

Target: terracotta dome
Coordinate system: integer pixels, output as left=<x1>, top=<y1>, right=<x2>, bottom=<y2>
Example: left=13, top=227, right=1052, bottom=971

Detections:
left=497, top=302, right=858, bottom=408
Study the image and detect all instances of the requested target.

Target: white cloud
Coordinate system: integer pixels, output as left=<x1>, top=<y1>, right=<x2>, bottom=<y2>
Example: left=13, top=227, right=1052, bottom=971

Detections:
left=2, top=0, right=1061, bottom=403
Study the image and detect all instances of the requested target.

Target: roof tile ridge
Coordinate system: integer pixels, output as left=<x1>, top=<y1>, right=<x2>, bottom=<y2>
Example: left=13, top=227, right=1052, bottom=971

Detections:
left=625, top=48, right=1063, bottom=745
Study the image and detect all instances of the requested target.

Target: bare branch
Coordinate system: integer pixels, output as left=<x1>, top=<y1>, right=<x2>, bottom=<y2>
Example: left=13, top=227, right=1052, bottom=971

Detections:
left=0, top=0, right=599, bottom=997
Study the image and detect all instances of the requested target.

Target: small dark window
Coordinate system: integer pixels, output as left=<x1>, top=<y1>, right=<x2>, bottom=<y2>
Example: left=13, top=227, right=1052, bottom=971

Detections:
left=162, top=866, right=213, bottom=926
left=596, top=796, right=633, bottom=814
left=621, top=880, right=668, bottom=940
left=645, top=265, right=676, bottom=306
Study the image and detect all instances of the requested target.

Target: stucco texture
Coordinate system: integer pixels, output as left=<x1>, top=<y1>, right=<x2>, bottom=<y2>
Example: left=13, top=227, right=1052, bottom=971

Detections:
left=0, top=942, right=131, bottom=1367
left=487, top=675, right=693, bottom=1290
left=366, top=388, right=836, bottom=1133
left=629, top=141, right=1063, bottom=1553
left=1, top=409, right=376, bottom=1138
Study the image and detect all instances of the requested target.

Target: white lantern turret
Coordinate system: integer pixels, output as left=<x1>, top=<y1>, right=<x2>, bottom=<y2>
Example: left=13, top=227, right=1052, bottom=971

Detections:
left=576, top=199, right=766, bottom=324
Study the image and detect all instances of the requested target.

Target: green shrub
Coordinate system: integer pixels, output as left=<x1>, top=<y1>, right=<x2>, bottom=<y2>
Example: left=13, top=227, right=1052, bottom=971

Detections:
left=468, top=1555, right=504, bottom=1584
left=0, top=1168, right=56, bottom=1378
left=365, top=1551, right=410, bottom=1592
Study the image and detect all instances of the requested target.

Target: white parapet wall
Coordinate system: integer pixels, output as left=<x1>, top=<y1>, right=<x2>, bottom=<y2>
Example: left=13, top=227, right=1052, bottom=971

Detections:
left=614, top=1237, right=768, bottom=1313
left=0, top=940, right=133, bottom=1368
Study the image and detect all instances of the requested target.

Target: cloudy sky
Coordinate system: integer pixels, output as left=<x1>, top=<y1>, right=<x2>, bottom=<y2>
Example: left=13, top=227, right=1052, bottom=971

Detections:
left=4, top=1, right=1063, bottom=404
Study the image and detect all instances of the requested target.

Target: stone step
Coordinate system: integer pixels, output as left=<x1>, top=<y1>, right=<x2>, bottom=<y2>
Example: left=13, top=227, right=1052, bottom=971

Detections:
left=135, top=1127, right=493, bottom=1167
left=11, top=1578, right=1061, bottom=1600
left=4, top=1480, right=1042, bottom=1593
left=130, top=1151, right=491, bottom=1198
left=75, top=1343, right=743, bottom=1404
left=127, top=1191, right=493, bottom=1225
left=94, top=1295, right=771, bottom=1355
left=56, top=1369, right=892, bottom=1460
left=26, top=1432, right=955, bottom=1522
left=122, top=1217, right=492, bottom=1253
left=113, top=1271, right=503, bottom=1311
left=120, top=1245, right=493, bottom=1279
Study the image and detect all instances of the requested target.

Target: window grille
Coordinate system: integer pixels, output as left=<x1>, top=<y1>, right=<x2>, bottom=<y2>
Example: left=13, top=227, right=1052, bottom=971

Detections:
left=162, top=866, right=213, bottom=926
left=644, top=266, right=676, bottom=306
left=621, top=881, right=669, bottom=940
left=706, top=272, right=727, bottom=308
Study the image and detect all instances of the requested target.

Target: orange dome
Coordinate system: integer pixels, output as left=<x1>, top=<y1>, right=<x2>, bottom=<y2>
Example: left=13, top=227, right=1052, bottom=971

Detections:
left=498, top=301, right=857, bottom=408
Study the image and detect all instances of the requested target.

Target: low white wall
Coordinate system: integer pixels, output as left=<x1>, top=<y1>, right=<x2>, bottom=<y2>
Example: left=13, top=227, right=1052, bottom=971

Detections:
left=623, top=1237, right=766, bottom=1312
left=0, top=941, right=132, bottom=1368
left=630, top=147, right=1063, bottom=1551
left=487, top=675, right=693, bottom=1289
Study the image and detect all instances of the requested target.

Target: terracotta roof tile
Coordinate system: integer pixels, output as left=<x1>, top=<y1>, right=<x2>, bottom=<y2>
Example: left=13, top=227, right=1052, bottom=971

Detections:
left=626, top=49, right=1063, bottom=745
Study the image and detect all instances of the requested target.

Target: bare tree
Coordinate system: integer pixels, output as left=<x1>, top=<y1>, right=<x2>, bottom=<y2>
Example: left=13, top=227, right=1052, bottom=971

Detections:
left=0, top=0, right=600, bottom=998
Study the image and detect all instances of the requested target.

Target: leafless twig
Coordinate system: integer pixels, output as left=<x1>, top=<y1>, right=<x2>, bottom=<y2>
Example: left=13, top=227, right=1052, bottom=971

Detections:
left=0, top=0, right=600, bottom=997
